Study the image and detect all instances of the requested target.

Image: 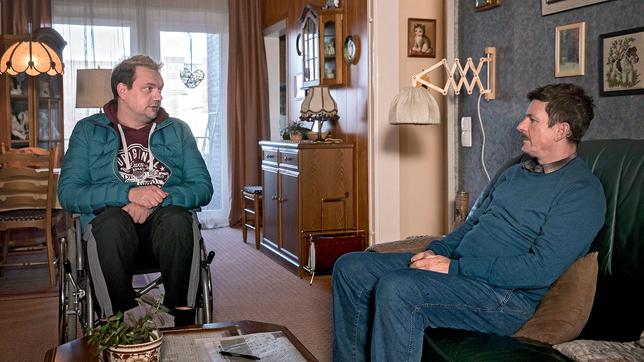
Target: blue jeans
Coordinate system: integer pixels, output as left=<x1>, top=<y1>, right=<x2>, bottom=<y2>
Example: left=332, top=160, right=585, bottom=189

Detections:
left=332, top=252, right=537, bottom=362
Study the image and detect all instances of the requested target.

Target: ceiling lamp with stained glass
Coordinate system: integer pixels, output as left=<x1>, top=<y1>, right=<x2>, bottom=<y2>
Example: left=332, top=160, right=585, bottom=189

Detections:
left=0, top=36, right=64, bottom=76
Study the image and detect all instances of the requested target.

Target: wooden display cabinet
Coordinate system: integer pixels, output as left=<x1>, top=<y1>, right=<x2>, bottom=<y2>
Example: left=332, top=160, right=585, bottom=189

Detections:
left=259, top=141, right=354, bottom=276
left=0, top=28, right=66, bottom=165
left=300, top=5, right=345, bottom=88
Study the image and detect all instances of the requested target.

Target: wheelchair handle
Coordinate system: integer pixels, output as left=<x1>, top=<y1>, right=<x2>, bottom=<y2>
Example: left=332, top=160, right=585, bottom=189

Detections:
left=63, top=259, right=82, bottom=294
left=63, top=260, right=72, bottom=275
left=205, top=251, right=215, bottom=265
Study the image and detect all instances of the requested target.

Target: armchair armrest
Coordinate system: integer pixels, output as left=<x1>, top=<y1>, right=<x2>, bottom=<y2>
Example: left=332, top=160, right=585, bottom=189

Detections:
left=366, top=235, right=442, bottom=254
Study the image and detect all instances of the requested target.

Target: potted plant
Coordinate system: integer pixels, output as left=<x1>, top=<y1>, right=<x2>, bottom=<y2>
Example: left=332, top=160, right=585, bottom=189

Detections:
left=89, top=296, right=169, bottom=362
left=283, top=122, right=310, bottom=142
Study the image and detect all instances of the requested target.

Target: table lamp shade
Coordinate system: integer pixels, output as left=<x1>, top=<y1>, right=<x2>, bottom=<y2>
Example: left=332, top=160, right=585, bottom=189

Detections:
left=300, top=86, right=338, bottom=120
left=76, top=69, right=113, bottom=108
left=388, top=87, right=440, bottom=125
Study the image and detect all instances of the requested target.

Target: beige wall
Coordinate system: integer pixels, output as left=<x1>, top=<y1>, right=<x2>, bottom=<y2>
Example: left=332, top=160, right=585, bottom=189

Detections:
left=398, top=0, right=447, bottom=237
left=370, top=0, right=447, bottom=244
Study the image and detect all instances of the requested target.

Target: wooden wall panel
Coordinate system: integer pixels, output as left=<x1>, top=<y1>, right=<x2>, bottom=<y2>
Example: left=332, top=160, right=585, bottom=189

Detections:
left=261, top=0, right=369, bottom=236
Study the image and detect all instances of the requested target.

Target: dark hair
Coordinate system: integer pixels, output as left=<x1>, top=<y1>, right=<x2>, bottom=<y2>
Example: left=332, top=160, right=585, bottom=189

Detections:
left=527, top=83, right=594, bottom=144
left=111, top=55, right=163, bottom=99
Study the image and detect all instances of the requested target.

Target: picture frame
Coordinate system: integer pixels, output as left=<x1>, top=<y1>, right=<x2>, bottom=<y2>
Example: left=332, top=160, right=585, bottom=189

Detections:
left=599, top=26, right=644, bottom=97
left=541, top=0, right=612, bottom=16
left=407, top=18, right=436, bottom=58
left=555, top=22, right=585, bottom=77
left=475, top=0, right=501, bottom=12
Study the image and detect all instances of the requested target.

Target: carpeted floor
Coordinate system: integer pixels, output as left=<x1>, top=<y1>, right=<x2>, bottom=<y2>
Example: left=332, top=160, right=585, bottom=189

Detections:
left=0, top=251, right=57, bottom=295
left=206, top=228, right=333, bottom=362
left=0, top=227, right=332, bottom=362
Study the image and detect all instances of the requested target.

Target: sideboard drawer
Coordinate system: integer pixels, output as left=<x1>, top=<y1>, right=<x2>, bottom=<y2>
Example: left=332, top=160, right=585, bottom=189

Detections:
left=263, top=148, right=279, bottom=166
left=280, top=149, right=299, bottom=170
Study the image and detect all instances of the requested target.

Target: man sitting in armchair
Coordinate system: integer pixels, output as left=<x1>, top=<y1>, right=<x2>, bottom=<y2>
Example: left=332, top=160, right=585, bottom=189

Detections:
left=332, top=83, right=607, bottom=361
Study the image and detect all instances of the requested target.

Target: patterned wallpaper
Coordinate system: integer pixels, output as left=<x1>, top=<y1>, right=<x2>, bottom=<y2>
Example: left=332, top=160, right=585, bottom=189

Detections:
left=457, top=0, right=644, bottom=204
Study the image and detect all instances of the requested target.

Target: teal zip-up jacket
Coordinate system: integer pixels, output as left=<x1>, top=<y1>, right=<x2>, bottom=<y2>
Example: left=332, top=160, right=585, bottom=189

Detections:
left=57, top=111, right=213, bottom=228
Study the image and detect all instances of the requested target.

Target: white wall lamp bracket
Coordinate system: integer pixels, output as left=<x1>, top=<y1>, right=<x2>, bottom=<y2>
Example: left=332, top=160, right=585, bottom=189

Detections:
left=412, top=47, right=496, bottom=101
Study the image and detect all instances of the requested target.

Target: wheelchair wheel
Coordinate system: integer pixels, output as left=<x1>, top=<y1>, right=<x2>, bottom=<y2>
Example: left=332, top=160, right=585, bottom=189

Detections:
left=195, top=242, right=214, bottom=324
left=196, top=260, right=213, bottom=324
left=58, top=233, right=78, bottom=344
left=58, top=215, right=96, bottom=343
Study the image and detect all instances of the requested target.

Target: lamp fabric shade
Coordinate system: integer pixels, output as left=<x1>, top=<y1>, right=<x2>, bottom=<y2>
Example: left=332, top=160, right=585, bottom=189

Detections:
left=75, top=69, right=113, bottom=108
left=0, top=40, right=64, bottom=76
left=389, top=87, right=440, bottom=125
left=300, top=86, right=338, bottom=121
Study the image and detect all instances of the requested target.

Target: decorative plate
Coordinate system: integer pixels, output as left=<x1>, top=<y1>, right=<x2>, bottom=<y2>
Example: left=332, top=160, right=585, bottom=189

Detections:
left=343, top=35, right=357, bottom=65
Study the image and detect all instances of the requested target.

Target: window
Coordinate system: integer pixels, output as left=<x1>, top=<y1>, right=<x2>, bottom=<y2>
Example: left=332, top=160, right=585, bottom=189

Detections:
left=159, top=31, right=227, bottom=213
left=53, top=24, right=130, bottom=149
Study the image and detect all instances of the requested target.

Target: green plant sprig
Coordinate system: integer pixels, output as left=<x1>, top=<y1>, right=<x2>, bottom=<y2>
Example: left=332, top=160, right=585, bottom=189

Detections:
left=285, top=122, right=310, bottom=134
left=88, top=295, right=169, bottom=357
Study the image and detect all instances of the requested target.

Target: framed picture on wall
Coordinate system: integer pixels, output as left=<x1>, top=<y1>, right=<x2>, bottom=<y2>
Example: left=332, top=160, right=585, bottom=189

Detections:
left=599, top=26, right=644, bottom=97
left=475, top=0, right=501, bottom=11
left=541, top=0, right=612, bottom=16
left=555, top=22, right=585, bottom=77
left=407, top=18, right=436, bottom=58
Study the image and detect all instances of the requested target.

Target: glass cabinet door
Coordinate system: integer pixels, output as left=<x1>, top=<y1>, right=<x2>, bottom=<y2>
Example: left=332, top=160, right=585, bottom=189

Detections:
left=322, top=19, right=337, bottom=82
left=302, top=14, right=319, bottom=87
left=35, top=74, right=63, bottom=152
left=319, top=12, right=343, bottom=86
left=9, top=74, right=30, bottom=148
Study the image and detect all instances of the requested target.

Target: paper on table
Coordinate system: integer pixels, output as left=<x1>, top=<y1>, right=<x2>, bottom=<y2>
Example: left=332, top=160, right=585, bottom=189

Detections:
left=161, top=329, right=236, bottom=361
left=195, top=331, right=307, bottom=362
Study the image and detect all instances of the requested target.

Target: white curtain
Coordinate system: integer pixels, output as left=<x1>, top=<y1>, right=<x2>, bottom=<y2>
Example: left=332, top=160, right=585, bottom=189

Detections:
left=52, top=0, right=230, bottom=228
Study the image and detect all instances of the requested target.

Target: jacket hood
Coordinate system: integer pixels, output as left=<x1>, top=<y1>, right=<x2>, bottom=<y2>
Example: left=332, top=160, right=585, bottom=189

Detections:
left=103, top=99, right=169, bottom=127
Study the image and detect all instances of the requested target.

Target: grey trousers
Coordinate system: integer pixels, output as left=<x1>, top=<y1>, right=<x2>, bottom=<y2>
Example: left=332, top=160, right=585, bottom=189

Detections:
left=84, top=205, right=200, bottom=317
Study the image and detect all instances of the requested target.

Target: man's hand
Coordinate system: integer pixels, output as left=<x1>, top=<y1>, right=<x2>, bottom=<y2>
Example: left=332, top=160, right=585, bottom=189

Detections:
left=128, top=185, right=168, bottom=208
left=409, top=250, right=451, bottom=274
left=122, top=203, right=152, bottom=223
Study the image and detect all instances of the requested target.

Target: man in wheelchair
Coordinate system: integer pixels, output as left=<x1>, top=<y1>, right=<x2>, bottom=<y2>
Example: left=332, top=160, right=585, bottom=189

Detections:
left=58, top=55, right=213, bottom=327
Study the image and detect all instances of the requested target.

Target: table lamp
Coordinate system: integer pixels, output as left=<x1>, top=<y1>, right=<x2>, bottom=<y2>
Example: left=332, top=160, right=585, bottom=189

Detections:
left=76, top=68, right=113, bottom=109
left=299, top=86, right=339, bottom=141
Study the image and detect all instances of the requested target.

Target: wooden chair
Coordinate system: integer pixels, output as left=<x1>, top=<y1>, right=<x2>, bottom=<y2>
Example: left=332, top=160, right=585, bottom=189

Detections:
left=241, top=186, right=263, bottom=249
left=0, top=150, right=60, bottom=288
left=0, top=143, right=52, bottom=168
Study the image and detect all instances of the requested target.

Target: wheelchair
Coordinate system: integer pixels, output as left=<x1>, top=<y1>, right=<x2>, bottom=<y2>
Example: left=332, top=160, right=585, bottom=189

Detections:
left=58, top=212, right=215, bottom=344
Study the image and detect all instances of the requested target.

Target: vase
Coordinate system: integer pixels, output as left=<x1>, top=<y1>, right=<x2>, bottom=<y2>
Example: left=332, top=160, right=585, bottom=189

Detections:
left=289, top=132, right=303, bottom=142
left=105, top=331, right=163, bottom=362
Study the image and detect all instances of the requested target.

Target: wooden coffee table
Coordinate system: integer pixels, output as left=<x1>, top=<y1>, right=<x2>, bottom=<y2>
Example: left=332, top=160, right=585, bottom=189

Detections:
left=44, top=320, right=318, bottom=361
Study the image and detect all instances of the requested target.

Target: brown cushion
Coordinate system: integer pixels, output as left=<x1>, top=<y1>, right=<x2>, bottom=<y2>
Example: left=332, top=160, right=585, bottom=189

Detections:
left=514, top=252, right=599, bottom=345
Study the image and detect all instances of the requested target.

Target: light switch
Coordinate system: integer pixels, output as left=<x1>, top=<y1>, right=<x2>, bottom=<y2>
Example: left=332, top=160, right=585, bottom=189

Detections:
left=461, top=116, right=472, bottom=147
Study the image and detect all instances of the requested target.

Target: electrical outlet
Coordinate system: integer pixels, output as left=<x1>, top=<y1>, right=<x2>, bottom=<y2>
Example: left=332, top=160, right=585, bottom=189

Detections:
left=461, top=116, right=472, bottom=147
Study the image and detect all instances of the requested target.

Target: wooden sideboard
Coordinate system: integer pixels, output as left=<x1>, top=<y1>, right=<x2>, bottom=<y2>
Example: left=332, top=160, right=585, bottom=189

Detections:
left=259, top=140, right=354, bottom=276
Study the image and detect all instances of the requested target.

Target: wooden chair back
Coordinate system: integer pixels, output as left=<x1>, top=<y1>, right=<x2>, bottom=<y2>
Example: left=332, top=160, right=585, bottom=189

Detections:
left=0, top=150, right=58, bottom=287
left=0, top=144, right=53, bottom=169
